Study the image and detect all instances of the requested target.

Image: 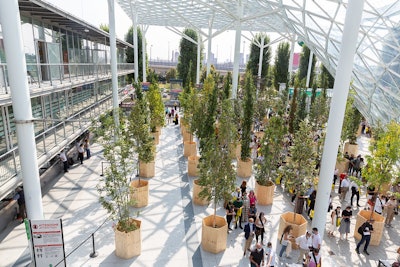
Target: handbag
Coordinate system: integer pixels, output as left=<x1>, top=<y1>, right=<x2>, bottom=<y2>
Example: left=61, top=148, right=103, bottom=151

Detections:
left=255, top=227, right=262, bottom=236
left=336, top=217, right=341, bottom=227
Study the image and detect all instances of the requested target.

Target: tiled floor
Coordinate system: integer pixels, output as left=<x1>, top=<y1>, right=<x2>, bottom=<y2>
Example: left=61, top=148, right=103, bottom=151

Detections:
left=0, top=119, right=398, bottom=267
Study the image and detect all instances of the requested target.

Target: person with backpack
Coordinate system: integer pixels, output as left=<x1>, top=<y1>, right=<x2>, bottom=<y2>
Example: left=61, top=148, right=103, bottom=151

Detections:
left=306, top=248, right=322, bottom=267
left=356, top=220, right=374, bottom=255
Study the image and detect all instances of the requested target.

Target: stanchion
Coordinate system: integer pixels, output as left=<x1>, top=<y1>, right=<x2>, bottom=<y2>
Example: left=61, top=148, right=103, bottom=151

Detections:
left=89, top=233, right=98, bottom=258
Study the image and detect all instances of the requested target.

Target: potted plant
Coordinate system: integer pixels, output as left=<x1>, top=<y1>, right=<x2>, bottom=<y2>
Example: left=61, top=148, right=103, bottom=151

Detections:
left=237, top=71, right=255, bottom=178
left=129, top=85, right=156, bottom=179
left=197, top=99, right=237, bottom=253
left=147, top=80, right=165, bottom=145
left=341, top=92, right=362, bottom=155
left=255, top=115, right=286, bottom=205
left=354, top=121, right=400, bottom=246
left=96, top=109, right=141, bottom=259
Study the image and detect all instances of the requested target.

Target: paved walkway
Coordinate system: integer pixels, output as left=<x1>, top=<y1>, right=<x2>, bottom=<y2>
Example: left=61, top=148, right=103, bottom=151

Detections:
left=0, top=120, right=398, bottom=267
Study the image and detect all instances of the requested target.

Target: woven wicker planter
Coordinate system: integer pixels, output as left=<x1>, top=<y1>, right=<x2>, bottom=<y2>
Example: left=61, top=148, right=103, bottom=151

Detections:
left=193, top=179, right=208, bottom=206
left=182, top=130, right=191, bottom=143
left=115, top=219, right=141, bottom=259
left=152, top=131, right=160, bottom=145
left=255, top=131, right=265, bottom=139
left=343, top=141, right=358, bottom=156
left=353, top=210, right=384, bottom=246
left=201, top=215, right=228, bottom=254
left=237, top=157, right=252, bottom=178
left=255, top=181, right=275, bottom=205
left=130, top=180, right=149, bottom=208
left=335, top=159, right=349, bottom=174
left=139, top=160, right=155, bottom=178
left=184, top=141, right=197, bottom=157
left=188, top=155, right=200, bottom=177
left=278, top=212, right=308, bottom=250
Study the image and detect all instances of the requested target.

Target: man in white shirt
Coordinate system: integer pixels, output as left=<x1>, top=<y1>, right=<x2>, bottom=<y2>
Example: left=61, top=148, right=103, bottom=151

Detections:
left=350, top=180, right=361, bottom=207
left=311, top=227, right=322, bottom=251
left=265, top=242, right=276, bottom=267
left=296, top=231, right=312, bottom=264
left=374, top=195, right=385, bottom=215
left=340, top=176, right=350, bottom=201
left=59, top=150, right=68, bottom=173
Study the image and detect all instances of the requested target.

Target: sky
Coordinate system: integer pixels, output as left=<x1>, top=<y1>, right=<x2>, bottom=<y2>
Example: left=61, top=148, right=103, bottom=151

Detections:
left=46, top=0, right=300, bottom=63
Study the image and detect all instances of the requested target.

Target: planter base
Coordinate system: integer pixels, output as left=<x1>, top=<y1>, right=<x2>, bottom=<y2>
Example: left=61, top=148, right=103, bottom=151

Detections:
left=130, top=180, right=149, bottom=207
left=354, top=210, right=384, bottom=246
left=184, top=141, right=197, bottom=157
left=237, top=158, right=252, bottom=178
left=193, top=179, right=208, bottom=206
left=188, top=155, right=200, bottom=177
left=278, top=212, right=307, bottom=249
left=115, top=219, right=141, bottom=259
left=201, top=215, right=228, bottom=253
left=343, top=141, right=358, bottom=156
left=255, top=181, right=275, bottom=205
left=139, top=161, right=155, bottom=178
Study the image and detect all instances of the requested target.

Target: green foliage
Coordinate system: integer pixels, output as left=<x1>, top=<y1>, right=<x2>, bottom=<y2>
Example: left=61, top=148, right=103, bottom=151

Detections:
left=240, top=72, right=255, bottom=160
left=246, top=34, right=271, bottom=79
left=128, top=96, right=154, bottom=163
left=177, top=29, right=200, bottom=88
left=294, top=89, right=307, bottom=131
left=165, top=68, right=177, bottom=83
left=364, top=121, right=400, bottom=191
left=297, top=46, right=316, bottom=86
left=349, top=176, right=363, bottom=187
left=99, top=23, right=109, bottom=33
left=309, top=89, right=329, bottom=131
left=319, top=64, right=335, bottom=89
left=125, top=26, right=145, bottom=82
left=198, top=100, right=237, bottom=220
left=256, top=116, right=287, bottom=185
left=283, top=120, right=316, bottom=196
left=200, top=65, right=218, bottom=84
left=310, top=84, right=317, bottom=107
left=222, top=72, right=232, bottom=100
left=147, top=82, right=165, bottom=132
left=288, top=86, right=298, bottom=134
left=341, top=93, right=362, bottom=144
left=274, top=41, right=290, bottom=90
left=96, top=110, right=138, bottom=232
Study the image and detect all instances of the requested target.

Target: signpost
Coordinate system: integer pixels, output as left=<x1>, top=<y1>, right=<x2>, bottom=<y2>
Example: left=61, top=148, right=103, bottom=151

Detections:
left=29, top=219, right=66, bottom=267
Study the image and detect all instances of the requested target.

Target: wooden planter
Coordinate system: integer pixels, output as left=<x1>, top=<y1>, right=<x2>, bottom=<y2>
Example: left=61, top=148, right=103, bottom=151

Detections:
left=335, top=159, right=349, bottom=174
left=278, top=212, right=307, bottom=250
left=193, top=179, right=209, bottom=206
left=152, top=131, right=160, bottom=145
left=184, top=141, right=197, bottom=157
left=188, top=155, right=200, bottom=177
left=182, top=130, right=191, bottom=143
left=235, top=144, right=241, bottom=159
left=115, top=219, right=141, bottom=259
left=130, top=180, right=149, bottom=208
left=255, top=181, right=275, bottom=205
left=237, top=157, right=253, bottom=178
left=353, top=210, right=384, bottom=246
left=255, top=131, right=265, bottom=139
left=201, top=215, right=228, bottom=254
left=139, top=160, right=155, bottom=178
left=343, top=141, right=358, bottom=156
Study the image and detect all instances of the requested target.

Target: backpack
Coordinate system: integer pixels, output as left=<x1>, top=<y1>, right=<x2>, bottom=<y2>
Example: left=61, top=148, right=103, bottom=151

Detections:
left=357, top=223, right=366, bottom=235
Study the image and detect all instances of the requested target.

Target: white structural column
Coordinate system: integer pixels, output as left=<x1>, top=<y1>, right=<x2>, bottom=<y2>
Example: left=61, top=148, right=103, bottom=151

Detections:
left=108, top=0, right=119, bottom=129
left=196, top=33, right=201, bottom=85
left=257, top=35, right=265, bottom=96
left=288, top=37, right=296, bottom=77
left=306, top=51, right=314, bottom=87
left=133, top=13, right=139, bottom=83
left=312, top=0, right=364, bottom=234
left=141, top=26, right=148, bottom=82
left=231, top=21, right=242, bottom=99
left=206, top=22, right=213, bottom=76
left=0, top=0, right=43, bottom=219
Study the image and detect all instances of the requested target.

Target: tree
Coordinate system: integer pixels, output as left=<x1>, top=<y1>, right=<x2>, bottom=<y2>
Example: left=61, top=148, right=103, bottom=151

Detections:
left=294, top=89, right=308, bottom=132
left=297, top=45, right=316, bottom=87
left=246, top=34, right=271, bottom=88
left=273, top=41, right=290, bottom=90
left=125, top=26, right=145, bottom=82
left=319, top=64, right=335, bottom=89
left=309, top=89, right=329, bottom=131
left=166, top=68, right=177, bottom=83
left=177, top=29, right=201, bottom=88
left=240, top=72, right=255, bottom=161
left=147, top=82, right=165, bottom=132
left=341, top=92, right=362, bottom=144
left=222, top=72, right=232, bottom=100
left=99, top=23, right=109, bottom=33
left=288, top=85, right=298, bottom=134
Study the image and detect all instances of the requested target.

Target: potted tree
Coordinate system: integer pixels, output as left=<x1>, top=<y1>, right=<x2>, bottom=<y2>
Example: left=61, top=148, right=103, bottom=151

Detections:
left=354, top=121, right=400, bottom=246
left=96, top=109, right=141, bottom=259
left=147, top=81, right=165, bottom=145
left=341, top=93, right=362, bottom=155
left=255, top=115, right=286, bottom=205
left=279, top=120, right=315, bottom=239
left=237, top=71, right=255, bottom=178
left=197, top=99, right=237, bottom=253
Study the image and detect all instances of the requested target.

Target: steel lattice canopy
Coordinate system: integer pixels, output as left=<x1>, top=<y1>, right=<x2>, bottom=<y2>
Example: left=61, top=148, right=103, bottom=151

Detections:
left=117, top=0, right=400, bottom=125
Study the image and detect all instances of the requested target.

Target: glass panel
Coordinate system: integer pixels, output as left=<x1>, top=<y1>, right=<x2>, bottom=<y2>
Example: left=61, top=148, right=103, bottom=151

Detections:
left=7, top=106, right=17, bottom=148
left=47, top=42, right=62, bottom=81
left=0, top=110, right=6, bottom=154
left=31, top=97, right=44, bottom=135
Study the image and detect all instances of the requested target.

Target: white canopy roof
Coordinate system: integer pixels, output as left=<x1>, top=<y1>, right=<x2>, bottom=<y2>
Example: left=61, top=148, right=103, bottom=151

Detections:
left=117, top=0, right=400, bottom=125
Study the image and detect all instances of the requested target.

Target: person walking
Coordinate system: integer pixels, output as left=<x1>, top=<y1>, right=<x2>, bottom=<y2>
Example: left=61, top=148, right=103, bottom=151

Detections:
left=242, top=191, right=250, bottom=223
left=328, top=207, right=341, bottom=237
left=248, top=190, right=257, bottom=206
left=265, top=242, right=276, bottom=267
left=243, top=218, right=256, bottom=256
left=350, top=180, right=361, bottom=207
left=225, top=201, right=235, bottom=231
left=233, top=196, right=243, bottom=229
left=59, top=150, right=69, bottom=173
left=296, top=231, right=312, bottom=264
left=279, top=225, right=294, bottom=258
left=248, top=203, right=257, bottom=222
left=77, top=143, right=84, bottom=164
left=83, top=139, right=91, bottom=159
left=249, top=243, right=264, bottom=267
left=255, top=212, right=267, bottom=245
left=15, top=187, right=26, bottom=222
left=306, top=248, right=322, bottom=267
left=385, top=196, right=397, bottom=227
left=338, top=206, right=352, bottom=240
left=340, top=175, right=350, bottom=202
left=356, top=220, right=374, bottom=255
left=311, top=227, right=321, bottom=251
